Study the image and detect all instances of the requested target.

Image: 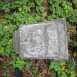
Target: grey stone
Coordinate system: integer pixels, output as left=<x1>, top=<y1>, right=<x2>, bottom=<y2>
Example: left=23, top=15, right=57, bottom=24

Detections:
left=13, top=18, right=68, bottom=60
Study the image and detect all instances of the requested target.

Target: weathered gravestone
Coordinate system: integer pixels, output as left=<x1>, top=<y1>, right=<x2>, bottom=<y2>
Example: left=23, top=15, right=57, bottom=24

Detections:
left=13, top=18, right=68, bottom=60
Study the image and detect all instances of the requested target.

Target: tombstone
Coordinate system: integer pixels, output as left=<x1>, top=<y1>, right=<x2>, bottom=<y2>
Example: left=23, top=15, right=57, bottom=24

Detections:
left=13, top=18, right=68, bottom=60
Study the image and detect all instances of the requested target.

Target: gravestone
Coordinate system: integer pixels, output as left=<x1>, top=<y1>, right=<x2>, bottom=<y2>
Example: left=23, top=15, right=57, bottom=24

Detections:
left=13, top=18, right=68, bottom=60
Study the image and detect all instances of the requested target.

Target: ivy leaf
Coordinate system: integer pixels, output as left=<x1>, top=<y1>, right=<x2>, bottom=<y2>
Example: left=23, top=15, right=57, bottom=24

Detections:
left=32, top=67, right=38, bottom=75
left=70, top=71, right=75, bottom=77
left=61, top=72, right=67, bottom=77
left=52, top=70, right=56, bottom=77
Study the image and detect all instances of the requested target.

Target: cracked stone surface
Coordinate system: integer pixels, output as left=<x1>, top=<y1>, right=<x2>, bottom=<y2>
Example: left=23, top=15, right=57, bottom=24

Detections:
left=13, top=18, right=68, bottom=60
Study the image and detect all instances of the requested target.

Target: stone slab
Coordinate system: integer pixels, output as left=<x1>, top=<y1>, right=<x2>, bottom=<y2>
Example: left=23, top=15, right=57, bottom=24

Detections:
left=13, top=18, right=68, bottom=60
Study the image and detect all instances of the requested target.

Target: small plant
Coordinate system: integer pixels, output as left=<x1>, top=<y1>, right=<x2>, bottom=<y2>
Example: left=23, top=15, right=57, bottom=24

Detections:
left=32, top=67, right=38, bottom=75
left=49, top=59, right=76, bottom=77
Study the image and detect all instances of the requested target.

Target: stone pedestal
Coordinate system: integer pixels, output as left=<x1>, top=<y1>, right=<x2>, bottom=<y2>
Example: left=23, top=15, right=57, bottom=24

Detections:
left=13, top=18, right=68, bottom=60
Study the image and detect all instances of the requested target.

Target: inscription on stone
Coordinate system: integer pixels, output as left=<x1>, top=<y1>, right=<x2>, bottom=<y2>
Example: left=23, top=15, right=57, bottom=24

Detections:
left=13, top=18, right=68, bottom=60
